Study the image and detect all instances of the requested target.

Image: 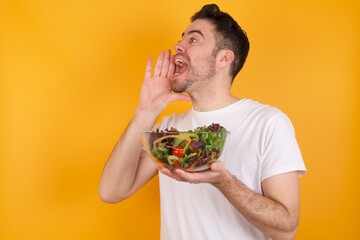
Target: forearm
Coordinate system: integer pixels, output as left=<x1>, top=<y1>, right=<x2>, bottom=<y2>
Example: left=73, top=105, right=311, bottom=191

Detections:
left=98, top=110, right=157, bottom=202
left=99, top=50, right=192, bottom=202
left=213, top=172, right=299, bottom=239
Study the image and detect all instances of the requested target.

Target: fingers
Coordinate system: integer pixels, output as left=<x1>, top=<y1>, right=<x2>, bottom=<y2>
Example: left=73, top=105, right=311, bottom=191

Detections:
left=167, top=54, right=175, bottom=78
left=173, top=169, right=211, bottom=184
left=152, top=50, right=172, bottom=77
left=174, top=169, right=194, bottom=182
left=157, top=167, right=219, bottom=184
left=153, top=51, right=164, bottom=77
left=158, top=167, right=185, bottom=182
left=144, top=57, right=153, bottom=79
left=160, top=50, right=171, bottom=77
left=157, top=161, right=225, bottom=184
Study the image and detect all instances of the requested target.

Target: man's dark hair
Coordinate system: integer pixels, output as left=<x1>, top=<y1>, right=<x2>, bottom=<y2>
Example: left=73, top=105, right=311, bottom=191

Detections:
left=191, top=4, right=250, bottom=81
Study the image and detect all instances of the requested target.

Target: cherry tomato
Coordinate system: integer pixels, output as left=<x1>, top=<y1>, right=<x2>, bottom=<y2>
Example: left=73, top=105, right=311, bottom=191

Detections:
left=173, top=160, right=181, bottom=168
left=172, top=147, right=185, bottom=158
left=190, top=148, right=198, bottom=153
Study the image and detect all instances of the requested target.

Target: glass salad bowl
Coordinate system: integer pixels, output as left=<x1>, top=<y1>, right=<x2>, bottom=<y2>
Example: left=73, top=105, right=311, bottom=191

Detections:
left=141, top=123, right=228, bottom=172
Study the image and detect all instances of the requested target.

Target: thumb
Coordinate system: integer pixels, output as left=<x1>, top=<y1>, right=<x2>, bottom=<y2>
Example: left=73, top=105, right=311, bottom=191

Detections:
left=166, top=92, right=192, bottom=103
left=210, top=161, right=224, bottom=172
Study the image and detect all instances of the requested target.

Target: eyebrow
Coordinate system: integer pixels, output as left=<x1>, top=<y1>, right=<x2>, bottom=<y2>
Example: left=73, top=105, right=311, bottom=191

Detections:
left=182, top=30, right=204, bottom=38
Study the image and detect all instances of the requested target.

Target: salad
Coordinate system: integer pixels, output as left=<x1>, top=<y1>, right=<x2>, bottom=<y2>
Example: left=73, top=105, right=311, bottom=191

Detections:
left=147, top=123, right=228, bottom=171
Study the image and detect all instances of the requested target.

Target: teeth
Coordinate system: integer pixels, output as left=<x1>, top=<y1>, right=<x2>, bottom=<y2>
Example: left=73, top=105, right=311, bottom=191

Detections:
left=175, top=59, right=183, bottom=66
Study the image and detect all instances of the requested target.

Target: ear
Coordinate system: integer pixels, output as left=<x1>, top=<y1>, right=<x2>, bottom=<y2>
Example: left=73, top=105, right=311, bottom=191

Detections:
left=217, top=50, right=234, bottom=69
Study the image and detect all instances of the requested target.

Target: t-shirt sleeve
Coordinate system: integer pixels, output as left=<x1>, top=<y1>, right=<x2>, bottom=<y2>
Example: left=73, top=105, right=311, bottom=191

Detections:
left=260, top=112, right=306, bottom=181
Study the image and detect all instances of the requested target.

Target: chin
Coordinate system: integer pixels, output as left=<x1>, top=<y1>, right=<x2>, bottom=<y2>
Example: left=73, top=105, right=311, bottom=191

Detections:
left=171, top=86, right=186, bottom=93
left=170, top=73, right=192, bottom=93
left=171, top=82, right=188, bottom=93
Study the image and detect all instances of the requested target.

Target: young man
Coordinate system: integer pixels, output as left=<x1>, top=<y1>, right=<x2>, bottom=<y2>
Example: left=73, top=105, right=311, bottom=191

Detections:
left=99, top=4, right=306, bottom=240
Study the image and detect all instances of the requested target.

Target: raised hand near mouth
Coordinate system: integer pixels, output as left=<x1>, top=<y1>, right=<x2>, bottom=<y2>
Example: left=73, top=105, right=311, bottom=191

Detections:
left=137, top=50, right=191, bottom=120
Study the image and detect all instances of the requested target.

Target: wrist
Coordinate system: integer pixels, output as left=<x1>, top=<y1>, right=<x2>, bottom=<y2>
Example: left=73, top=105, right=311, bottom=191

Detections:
left=132, top=108, right=158, bottom=131
left=212, top=169, right=235, bottom=189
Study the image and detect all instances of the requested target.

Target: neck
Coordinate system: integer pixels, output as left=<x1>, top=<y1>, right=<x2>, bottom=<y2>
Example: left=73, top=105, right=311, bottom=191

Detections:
left=190, top=88, right=239, bottom=112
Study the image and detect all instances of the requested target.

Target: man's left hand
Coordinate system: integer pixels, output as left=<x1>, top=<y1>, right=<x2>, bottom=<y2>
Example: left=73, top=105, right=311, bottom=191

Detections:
left=157, top=161, right=229, bottom=185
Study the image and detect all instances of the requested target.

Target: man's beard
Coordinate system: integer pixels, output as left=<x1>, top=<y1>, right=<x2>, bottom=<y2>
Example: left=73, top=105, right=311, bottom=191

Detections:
left=171, top=55, right=216, bottom=93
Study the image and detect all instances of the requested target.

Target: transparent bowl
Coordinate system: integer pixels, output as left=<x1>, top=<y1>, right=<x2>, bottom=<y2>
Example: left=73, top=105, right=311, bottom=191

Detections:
left=141, top=129, right=228, bottom=172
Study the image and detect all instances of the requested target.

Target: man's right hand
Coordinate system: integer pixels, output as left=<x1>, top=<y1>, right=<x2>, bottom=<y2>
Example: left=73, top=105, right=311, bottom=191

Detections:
left=137, top=50, right=191, bottom=120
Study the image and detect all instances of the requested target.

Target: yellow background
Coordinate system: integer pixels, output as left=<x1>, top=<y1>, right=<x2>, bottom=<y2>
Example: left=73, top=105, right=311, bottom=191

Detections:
left=1, top=0, right=359, bottom=239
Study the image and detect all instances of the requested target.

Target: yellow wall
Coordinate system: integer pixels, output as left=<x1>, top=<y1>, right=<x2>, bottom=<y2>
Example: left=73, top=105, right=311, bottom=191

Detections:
left=1, top=0, right=359, bottom=239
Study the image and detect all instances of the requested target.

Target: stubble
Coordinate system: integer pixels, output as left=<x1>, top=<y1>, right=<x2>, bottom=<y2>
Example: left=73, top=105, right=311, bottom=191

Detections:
left=171, top=55, right=216, bottom=93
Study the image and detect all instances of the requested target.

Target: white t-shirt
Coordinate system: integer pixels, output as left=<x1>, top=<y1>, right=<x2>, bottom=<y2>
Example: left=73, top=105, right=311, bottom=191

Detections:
left=157, top=99, right=306, bottom=240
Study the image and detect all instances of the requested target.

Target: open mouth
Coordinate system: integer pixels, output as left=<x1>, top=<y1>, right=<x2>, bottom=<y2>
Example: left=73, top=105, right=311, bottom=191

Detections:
left=174, top=57, right=188, bottom=75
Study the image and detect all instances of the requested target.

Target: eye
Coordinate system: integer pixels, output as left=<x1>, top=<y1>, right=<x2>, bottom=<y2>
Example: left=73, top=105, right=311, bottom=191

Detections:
left=189, top=38, right=197, bottom=44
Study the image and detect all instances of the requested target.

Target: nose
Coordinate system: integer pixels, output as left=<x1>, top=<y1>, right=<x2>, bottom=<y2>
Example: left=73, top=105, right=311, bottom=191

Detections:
left=174, top=40, right=185, bottom=53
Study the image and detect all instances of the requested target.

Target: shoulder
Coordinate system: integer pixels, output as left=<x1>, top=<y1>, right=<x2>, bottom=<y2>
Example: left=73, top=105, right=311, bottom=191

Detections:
left=240, top=99, right=288, bottom=122
left=232, top=99, right=297, bottom=138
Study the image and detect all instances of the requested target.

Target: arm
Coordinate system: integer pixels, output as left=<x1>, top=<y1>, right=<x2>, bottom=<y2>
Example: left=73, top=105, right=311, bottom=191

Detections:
left=98, top=50, right=191, bottom=203
left=214, top=168, right=301, bottom=240
left=98, top=113, right=158, bottom=203
left=158, top=162, right=302, bottom=239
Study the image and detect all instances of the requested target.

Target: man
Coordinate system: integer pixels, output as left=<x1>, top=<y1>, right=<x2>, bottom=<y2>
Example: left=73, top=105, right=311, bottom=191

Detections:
left=99, top=4, right=306, bottom=240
